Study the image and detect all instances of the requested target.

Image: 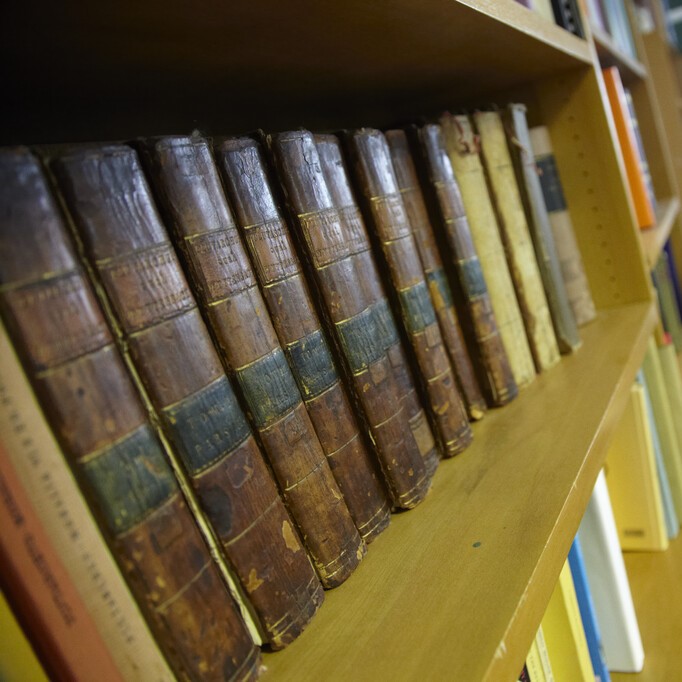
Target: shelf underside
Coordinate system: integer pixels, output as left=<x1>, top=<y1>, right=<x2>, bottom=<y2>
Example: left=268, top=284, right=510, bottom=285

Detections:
left=262, top=301, right=656, bottom=682
left=1, top=0, right=590, bottom=143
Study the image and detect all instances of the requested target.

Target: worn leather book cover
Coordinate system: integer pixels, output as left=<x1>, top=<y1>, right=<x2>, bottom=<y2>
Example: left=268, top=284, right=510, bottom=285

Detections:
left=54, top=143, right=329, bottom=647
left=474, top=110, right=560, bottom=373
left=214, top=136, right=390, bottom=543
left=347, top=128, right=473, bottom=457
left=269, top=130, right=434, bottom=507
left=418, top=124, right=518, bottom=407
left=529, top=125, right=597, bottom=326
left=0, top=148, right=260, bottom=682
left=504, top=104, right=582, bottom=355
left=135, top=137, right=363, bottom=590
left=441, top=113, right=536, bottom=389
left=385, top=129, right=486, bottom=421
left=314, top=134, right=440, bottom=476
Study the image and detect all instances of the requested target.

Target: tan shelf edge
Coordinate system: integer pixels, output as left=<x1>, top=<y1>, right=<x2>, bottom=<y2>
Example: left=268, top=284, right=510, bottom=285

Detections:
left=262, top=301, right=657, bottom=682
left=592, top=24, right=649, bottom=83
left=640, top=197, right=682, bottom=269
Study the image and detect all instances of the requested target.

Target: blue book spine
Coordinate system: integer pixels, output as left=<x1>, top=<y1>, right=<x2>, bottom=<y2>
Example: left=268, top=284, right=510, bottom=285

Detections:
left=569, top=536, right=611, bottom=682
left=663, top=241, right=682, bottom=319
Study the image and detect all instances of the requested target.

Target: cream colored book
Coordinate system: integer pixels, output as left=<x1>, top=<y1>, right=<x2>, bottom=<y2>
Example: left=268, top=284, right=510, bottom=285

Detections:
left=658, top=339, right=682, bottom=459
left=0, top=321, right=174, bottom=682
left=441, top=113, right=536, bottom=388
left=532, top=0, right=556, bottom=23
left=605, top=383, right=668, bottom=551
left=475, top=110, right=560, bottom=373
left=526, top=625, right=554, bottom=682
left=642, top=337, right=682, bottom=518
left=541, top=561, right=595, bottom=682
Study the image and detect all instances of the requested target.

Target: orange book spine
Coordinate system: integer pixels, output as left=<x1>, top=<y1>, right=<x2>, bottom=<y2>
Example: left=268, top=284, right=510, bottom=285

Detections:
left=0, top=441, right=124, bottom=682
left=602, top=67, right=656, bottom=230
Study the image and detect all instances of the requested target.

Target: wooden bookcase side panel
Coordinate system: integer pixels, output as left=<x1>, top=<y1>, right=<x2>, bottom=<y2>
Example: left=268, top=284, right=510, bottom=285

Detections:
left=533, top=67, right=652, bottom=308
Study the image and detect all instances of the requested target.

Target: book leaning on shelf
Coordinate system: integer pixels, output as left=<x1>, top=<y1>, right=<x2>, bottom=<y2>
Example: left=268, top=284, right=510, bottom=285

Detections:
left=0, top=148, right=260, bottom=682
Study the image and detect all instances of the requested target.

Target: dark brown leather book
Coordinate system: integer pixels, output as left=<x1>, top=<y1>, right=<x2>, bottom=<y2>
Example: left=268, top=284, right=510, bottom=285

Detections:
left=417, top=124, right=518, bottom=407
left=0, top=147, right=260, bottom=682
left=269, top=130, right=433, bottom=507
left=131, top=138, right=364, bottom=589
left=52, top=143, right=326, bottom=650
left=313, top=134, right=441, bottom=476
left=213, top=136, right=391, bottom=543
left=347, top=128, right=473, bottom=458
left=385, top=129, right=486, bottom=422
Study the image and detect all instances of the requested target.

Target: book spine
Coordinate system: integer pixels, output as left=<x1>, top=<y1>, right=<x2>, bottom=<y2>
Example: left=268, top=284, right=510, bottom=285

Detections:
left=134, top=137, right=363, bottom=590
left=314, top=134, right=441, bottom=476
left=0, top=148, right=260, bottom=682
left=214, top=136, right=391, bottom=544
left=269, top=129, right=433, bottom=508
left=529, top=125, right=597, bottom=327
left=347, top=128, right=473, bottom=457
left=55, top=142, right=326, bottom=647
left=385, top=129, right=486, bottom=421
left=475, top=110, right=561, bottom=372
left=0, top=442, right=124, bottom=682
left=418, top=123, right=518, bottom=407
left=624, top=90, right=657, bottom=214
left=506, top=104, right=582, bottom=354
left=0, top=318, right=175, bottom=682
left=441, top=113, right=537, bottom=389
left=652, top=254, right=682, bottom=351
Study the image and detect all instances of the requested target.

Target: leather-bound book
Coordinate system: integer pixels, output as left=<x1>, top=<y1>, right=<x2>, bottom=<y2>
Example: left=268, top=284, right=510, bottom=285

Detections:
left=269, top=130, right=433, bottom=507
left=347, top=128, right=473, bottom=457
left=53, top=143, right=327, bottom=648
left=0, top=148, right=260, bottom=682
left=441, top=113, right=536, bottom=389
left=505, top=104, right=581, bottom=354
left=314, top=134, right=440, bottom=476
left=57, top=141, right=363, bottom=592
left=528, top=125, right=596, bottom=326
left=385, top=129, right=486, bottom=421
left=213, top=136, right=390, bottom=543
left=418, top=124, right=518, bottom=407
left=474, top=110, right=560, bottom=373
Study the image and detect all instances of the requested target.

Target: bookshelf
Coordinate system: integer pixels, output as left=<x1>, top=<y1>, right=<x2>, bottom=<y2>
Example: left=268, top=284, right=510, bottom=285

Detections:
left=0, top=1, right=679, bottom=681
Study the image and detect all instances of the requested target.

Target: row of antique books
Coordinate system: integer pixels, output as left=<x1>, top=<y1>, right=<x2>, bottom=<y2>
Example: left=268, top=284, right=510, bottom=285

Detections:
left=0, top=105, right=597, bottom=681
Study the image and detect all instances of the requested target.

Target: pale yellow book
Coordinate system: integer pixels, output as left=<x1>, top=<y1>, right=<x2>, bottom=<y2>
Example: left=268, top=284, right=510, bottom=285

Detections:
left=605, top=383, right=668, bottom=551
left=532, top=0, right=556, bottom=23
left=534, top=624, right=555, bottom=682
left=658, top=340, right=682, bottom=458
left=526, top=627, right=554, bottom=682
left=475, top=110, right=560, bottom=373
left=441, top=113, right=536, bottom=388
left=0, top=321, right=174, bottom=682
left=642, top=337, right=682, bottom=518
left=542, top=561, right=595, bottom=682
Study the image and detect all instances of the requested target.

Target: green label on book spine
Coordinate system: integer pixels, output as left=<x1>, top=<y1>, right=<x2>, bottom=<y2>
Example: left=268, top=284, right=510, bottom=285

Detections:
left=460, top=259, right=488, bottom=298
left=286, top=330, right=337, bottom=400
left=337, top=305, right=385, bottom=374
left=374, top=299, right=400, bottom=351
left=162, top=376, right=251, bottom=475
left=535, top=156, right=567, bottom=213
left=81, top=425, right=177, bottom=535
left=426, top=268, right=454, bottom=309
left=236, top=349, right=301, bottom=428
left=399, top=281, right=437, bottom=335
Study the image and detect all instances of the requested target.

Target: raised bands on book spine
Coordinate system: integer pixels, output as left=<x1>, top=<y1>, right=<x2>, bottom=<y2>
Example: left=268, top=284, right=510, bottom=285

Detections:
left=0, top=148, right=260, bottom=682
left=215, top=136, right=390, bottom=543
left=385, top=129, right=486, bottom=421
left=347, top=128, right=473, bottom=457
left=418, top=124, right=518, bottom=407
left=269, top=130, right=433, bottom=507
left=135, top=137, right=364, bottom=590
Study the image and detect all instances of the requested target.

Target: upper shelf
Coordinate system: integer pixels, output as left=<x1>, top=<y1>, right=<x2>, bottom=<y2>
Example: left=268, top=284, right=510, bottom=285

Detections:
left=1, top=0, right=592, bottom=143
left=592, top=24, right=648, bottom=83
left=261, top=301, right=656, bottom=682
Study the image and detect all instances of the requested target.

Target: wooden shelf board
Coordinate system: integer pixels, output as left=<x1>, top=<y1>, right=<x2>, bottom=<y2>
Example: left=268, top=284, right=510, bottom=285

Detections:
left=262, top=301, right=656, bottom=682
left=640, top=196, right=682, bottom=269
left=611, top=534, right=682, bottom=682
left=0, top=0, right=591, bottom=144
left=592, top=25, right=648, bottom=83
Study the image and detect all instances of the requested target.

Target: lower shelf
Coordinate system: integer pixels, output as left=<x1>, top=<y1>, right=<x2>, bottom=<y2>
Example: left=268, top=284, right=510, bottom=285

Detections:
left=261, top=301, right=656, bottom=682
left=611, top=533, right=682, bottom=682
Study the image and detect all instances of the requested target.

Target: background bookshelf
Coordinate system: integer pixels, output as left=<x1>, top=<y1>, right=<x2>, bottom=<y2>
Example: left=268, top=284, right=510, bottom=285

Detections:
left=1, top=1, right=680, bottom=680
